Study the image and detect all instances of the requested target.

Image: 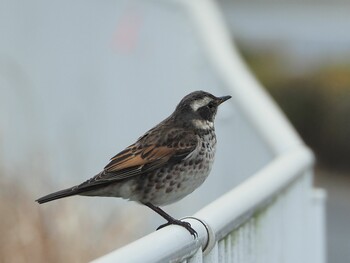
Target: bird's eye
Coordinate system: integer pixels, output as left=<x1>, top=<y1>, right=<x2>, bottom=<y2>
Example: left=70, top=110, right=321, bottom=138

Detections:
left=207, top=102, right=215, bottom=109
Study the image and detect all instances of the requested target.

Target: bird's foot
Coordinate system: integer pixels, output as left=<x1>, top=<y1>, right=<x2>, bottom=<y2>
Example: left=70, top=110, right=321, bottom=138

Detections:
left=157, top=219, right=198, bottom=238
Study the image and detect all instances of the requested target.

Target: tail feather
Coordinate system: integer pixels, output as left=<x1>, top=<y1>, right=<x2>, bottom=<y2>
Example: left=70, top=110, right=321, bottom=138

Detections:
left=36, top=186, right=80, bottom=204
left=36, top=172, right=110, bottom=204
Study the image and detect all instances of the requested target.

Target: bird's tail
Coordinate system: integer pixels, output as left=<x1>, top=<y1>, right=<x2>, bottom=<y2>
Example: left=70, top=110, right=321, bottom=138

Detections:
left=36, top=186, right=81, bottom=204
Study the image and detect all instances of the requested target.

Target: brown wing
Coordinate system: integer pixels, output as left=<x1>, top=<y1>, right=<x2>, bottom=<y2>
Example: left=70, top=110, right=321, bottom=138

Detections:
left=76, top=129, right=198, bottom=189
left=104, top=144, right=176, bottom=175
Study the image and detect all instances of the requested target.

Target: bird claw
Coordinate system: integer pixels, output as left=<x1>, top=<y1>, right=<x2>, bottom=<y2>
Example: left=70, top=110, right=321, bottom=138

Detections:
left=157, top=219, right=198, bottom=238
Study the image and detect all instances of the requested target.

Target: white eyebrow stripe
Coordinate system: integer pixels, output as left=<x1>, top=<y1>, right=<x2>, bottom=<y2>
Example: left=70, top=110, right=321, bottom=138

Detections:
left=190, top=97, right=212, bottom=111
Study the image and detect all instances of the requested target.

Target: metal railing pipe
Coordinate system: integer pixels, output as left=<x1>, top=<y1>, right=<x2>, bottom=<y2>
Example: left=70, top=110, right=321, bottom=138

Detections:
left=195, top=146, right=314, bottom=240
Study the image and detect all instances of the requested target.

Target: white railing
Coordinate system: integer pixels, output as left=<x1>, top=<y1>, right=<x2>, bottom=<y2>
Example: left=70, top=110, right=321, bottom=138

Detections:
left=92, top=0, right=326, bottom=262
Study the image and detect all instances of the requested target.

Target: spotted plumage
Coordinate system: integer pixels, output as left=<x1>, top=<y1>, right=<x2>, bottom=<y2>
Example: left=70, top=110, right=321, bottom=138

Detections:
left=36, top=90, right=231, bottom=237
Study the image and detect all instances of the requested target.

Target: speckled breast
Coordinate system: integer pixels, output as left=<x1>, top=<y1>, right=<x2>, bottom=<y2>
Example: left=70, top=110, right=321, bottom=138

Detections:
left=136, top=132, right=217, bottom=206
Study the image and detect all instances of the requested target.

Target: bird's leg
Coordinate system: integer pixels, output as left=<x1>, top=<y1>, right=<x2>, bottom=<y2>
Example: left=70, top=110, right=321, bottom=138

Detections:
left=144, top=202, right=197, bottom=238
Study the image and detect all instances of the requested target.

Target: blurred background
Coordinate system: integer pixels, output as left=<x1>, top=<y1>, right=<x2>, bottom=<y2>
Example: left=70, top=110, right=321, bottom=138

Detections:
left=1, top=0, right=349, bottom=262
left=219, top=1, right=350, bottom=262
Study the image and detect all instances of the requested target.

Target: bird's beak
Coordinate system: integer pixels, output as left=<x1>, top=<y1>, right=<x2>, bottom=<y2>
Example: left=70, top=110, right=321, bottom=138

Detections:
left=217, top=95, right=232, bottom=105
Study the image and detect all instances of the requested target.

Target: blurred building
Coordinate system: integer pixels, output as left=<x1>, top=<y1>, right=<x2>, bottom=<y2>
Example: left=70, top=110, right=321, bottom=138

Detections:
left=218, top=0, right=350, bottom=71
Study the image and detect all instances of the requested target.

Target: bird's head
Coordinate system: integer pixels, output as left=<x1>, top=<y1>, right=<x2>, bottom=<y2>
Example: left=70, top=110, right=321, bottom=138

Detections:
left=173, top=90, right=231, bottom=129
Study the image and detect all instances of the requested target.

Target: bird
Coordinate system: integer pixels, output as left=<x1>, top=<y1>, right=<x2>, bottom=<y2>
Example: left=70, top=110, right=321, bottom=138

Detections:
left=36, top=90, right=231, bottom=237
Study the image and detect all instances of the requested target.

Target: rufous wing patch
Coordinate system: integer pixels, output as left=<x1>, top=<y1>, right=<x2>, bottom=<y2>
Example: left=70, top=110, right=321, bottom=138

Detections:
left=104, top=145, right=175, bottom=173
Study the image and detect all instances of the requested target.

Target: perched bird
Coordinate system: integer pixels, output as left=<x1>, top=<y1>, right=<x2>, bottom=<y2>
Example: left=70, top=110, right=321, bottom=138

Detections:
left=36, top=90, right=231, bottom=237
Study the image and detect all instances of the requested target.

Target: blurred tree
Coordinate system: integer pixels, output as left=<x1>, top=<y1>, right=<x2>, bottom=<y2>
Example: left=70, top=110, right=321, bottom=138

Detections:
left=240, top=46, right=350, bottom=171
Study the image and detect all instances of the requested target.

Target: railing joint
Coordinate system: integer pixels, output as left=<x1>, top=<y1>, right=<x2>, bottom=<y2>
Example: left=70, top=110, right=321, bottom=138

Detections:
left=181, top=216, right=216, bottom=255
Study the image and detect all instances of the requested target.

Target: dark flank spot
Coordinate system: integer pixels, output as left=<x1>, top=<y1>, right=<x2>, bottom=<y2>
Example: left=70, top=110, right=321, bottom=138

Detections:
left=195, top=159, right=201, bottom=165
left=199, top=164, right=203, bottom=169
left=189, top=160, right=193, bottom=166
left=157, top=173, right=163, bottom=178
left=202, top=142, right=206, bottom=148
left=155, top=177, right=161, bottom=183
left=177, top=183, right=182, bottom=188
left=155, top=183, right=163, bottom=190
left=166, top=187, right=173, bottom=193
left=166, top=174, right=172, bottom=180
left=144, top=188, right=151, bottom=194
left=170, top=181, right=176, bottom=186
left=180, top=167, right=185, bottom=172
left=135, top=186, right=142, bottom=191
